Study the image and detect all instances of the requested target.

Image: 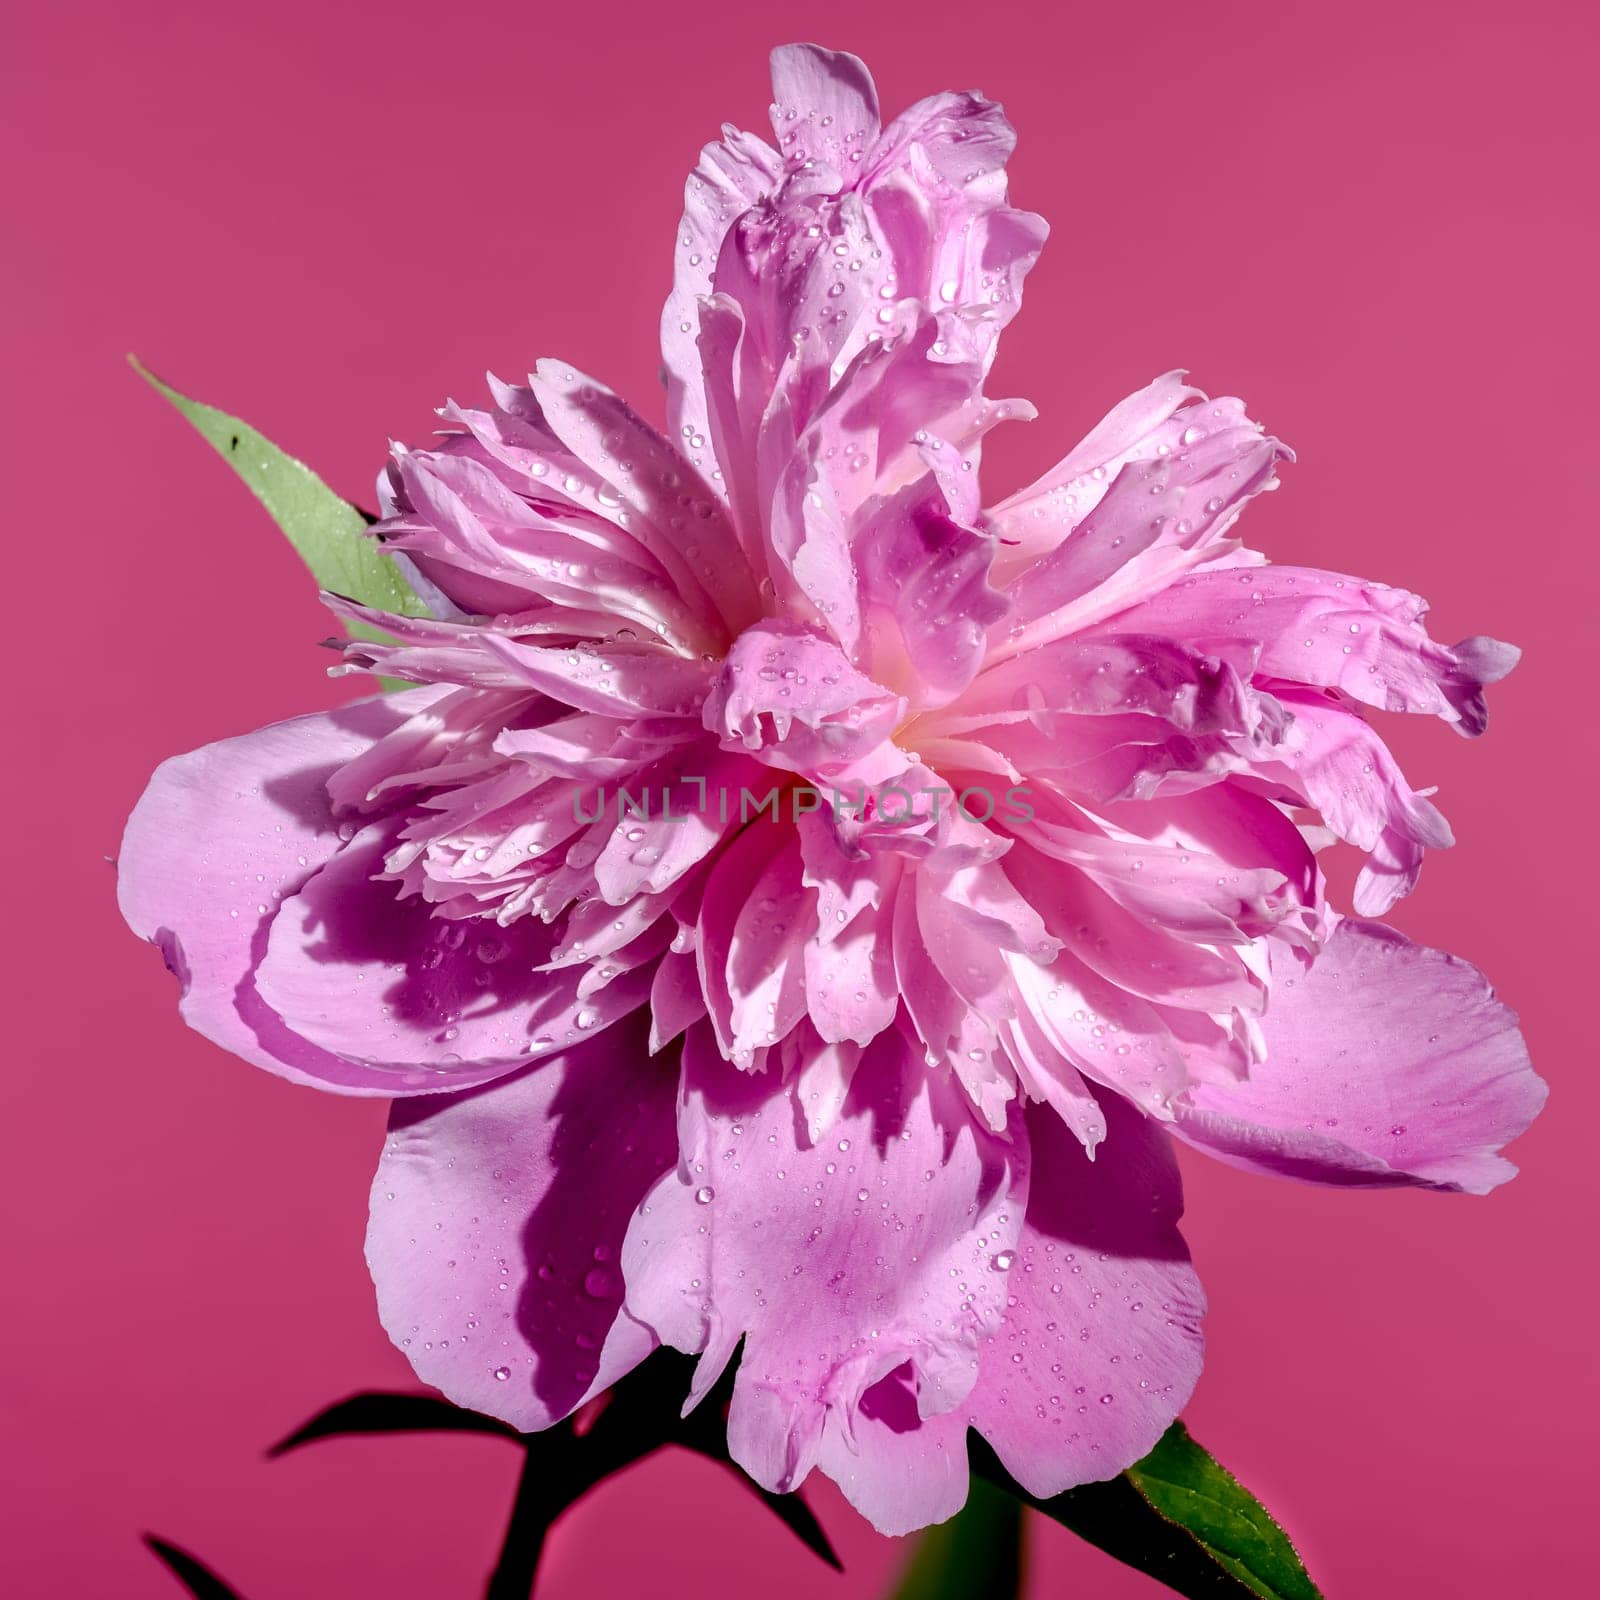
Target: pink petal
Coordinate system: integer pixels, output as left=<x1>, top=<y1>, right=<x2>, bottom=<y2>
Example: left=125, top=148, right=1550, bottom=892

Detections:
left=115, top=691, right=495, bottom=1097
left=988, top=372, right=1210, bottom=580
left=366, top=1016, right=679, bottom=1430
left=702, top=619, right=904, bottom=774
left=802, top=907, right=898, bottom=1048
left=963, top=1097, right=1205, bottom=1497
left=528, top=359, right=761, bottom=637
left=856, top=470, right=1009, bottom=711
left=254, top=824, right=651, bottom=1078
left=475, top=635, right=717, bottom=718
left=990, top=403, right=1286, bottom=656
left=378, top=437, right=711, bottom=649
left=590, top=743, right=760, bottom=904
left=1260, top=686, right=1451, bottom=915
left=661, top=133, right=783, bottom=498
left=1114, top=567, right=1516, bottom=732
left=648, top=946, right=707, bottom=1051
left=621, top=1021, right=1027, bottom=1496
left=813, top=1365, right=971, bottom=1535
left=1175, top=920, right=1546, bottom=1192
left=862, top=88, right=1045, bottom=371
left=768, top=44, right=881, bottom=174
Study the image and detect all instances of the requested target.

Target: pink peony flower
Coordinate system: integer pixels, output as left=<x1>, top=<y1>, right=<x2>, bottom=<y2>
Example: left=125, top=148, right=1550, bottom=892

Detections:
left=119, top=44, right=1544, bottom=1534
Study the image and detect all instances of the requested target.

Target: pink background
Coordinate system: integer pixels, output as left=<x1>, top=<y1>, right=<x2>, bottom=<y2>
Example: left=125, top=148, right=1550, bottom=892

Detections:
left=4, top=2, right=1596, bottom=1595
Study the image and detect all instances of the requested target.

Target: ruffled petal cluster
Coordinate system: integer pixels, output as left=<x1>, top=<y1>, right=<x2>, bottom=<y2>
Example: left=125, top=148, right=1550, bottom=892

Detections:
left=120, top=43, right=1544, bottom=1533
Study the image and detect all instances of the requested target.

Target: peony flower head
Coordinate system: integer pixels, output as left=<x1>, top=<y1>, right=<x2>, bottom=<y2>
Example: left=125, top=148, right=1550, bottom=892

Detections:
left=119, top=43, right=1544, bottom=1533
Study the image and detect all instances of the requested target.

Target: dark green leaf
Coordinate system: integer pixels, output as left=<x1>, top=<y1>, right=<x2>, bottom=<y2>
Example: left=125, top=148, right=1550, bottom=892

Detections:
left=889, top=1472, right=1023, bottom=1600
left=143, top=1535, right=248, bottom=1600
left=971, top=1426, right=1321, bottom=1600
left=129, top=356, right=429, bottom=636
left=1126, top=1424, right=1320, bottom=1600
left=266, top=1390, right=520, bottom=1457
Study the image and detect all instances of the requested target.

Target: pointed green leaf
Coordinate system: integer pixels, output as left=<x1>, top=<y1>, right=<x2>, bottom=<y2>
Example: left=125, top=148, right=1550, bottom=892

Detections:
left=1125, top=1424, right=1320, bottom=1600
left=129, top=356, right=429, bottom=631
left=970, top=1425, right=1321, bottom=1600
left=889, top=1473, right=1023, bottom=1600
left=143, top=1535, right=249, bottom=1600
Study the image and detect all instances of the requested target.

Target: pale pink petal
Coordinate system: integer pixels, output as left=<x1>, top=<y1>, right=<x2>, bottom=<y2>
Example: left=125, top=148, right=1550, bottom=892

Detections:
left=724, top=835, right=816, bottom=1059
left=528, top=359, right=761, bottom=637
left=988, top=372, right=1209, bottom=580
left=813, top=1367, right=971, bottom=1535
left=1175, top=921, right=1545, bottom=1192
left=474, top=635, right=717, bottom=718
left=702, top=619, right=904, bottom=774
left=254, top=824, right=651, bottom=1077
left=1113, top=567, right=1516, bottom=732
left=376, top=437, right=712, bottom=649
left=590, top=743, right=762, bottom=903
left=802, top=907, right=898, bottom=1048
left=621, top=1021, right=1027, bottom=1494
left=115, top=690, right=496, bottom=1097
left=989, top=415, right=1287, bottom=660
left=768, top=43, right=881, bottom=175
left=1258, top=686, right=1451, bottom=915
left=861, top=87, right=1045, bottom=371
left=366, top=1016, right=679, bottom=1430
left=963, top=1097, right=1205, bottom=1496
left=856, top=471, right=1009, bottom=710
left=788, top=1026, right=866, bottom=1141
left=661, top=132, right=783, bottom=495
left=648, top=946, right=707, bottom=1052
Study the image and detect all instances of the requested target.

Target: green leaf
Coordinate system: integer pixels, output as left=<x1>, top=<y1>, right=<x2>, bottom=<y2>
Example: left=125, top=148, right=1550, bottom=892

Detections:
left=129, top=356, right=429, bottom=634
left=143, top=1535, right=249, bottom=1600
left=889, top=1473, right=1023, bottom=1600
left=1125, top=1424, right=1320, bottom=1600
left=970, top=1426, right=1321, bottom=1600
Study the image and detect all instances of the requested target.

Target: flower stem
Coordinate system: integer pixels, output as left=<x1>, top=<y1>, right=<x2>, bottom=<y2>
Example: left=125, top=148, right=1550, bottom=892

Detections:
left=486, top=1446, right=559, bottom=1600
left=889, top=1474, right=1025, bottom=1600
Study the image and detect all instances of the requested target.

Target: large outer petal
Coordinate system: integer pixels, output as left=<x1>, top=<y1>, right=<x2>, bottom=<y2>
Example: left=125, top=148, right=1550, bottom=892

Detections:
left=790, top=1091, right=1205, bottom=1531
left=366, top=1016, right=679, bottom=1430
left=621, top=1020, right=1028, bottom=1497
left=1175, top=920, right=1545, bottom=1192
left=115, top=689, right=486, bottom=1096
left=963, top=1095, right=1205, bottom=1497
left=253, top=823, right=653, bottom=1079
